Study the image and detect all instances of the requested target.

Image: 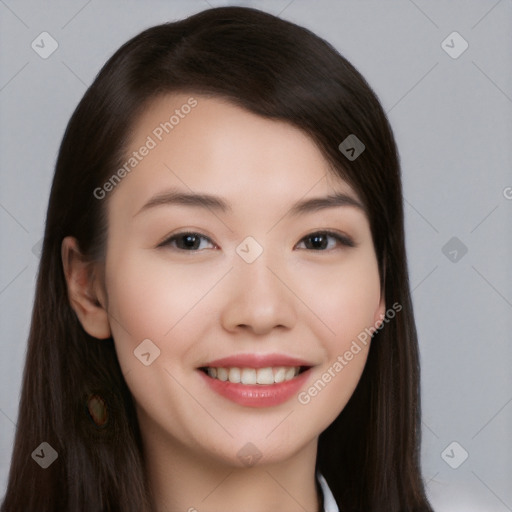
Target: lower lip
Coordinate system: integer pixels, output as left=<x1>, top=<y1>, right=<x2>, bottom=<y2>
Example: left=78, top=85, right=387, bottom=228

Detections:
left=198, top=368, right=312, bottom=408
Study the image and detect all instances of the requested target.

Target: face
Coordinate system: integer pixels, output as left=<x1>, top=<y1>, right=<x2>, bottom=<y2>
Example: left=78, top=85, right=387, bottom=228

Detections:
left=100, top=93, right=385, bottom=468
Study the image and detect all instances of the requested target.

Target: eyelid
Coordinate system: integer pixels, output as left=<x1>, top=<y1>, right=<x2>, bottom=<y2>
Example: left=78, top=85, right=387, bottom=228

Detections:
left=157, top=229, right=355, bottom=251
left=294, top=229, right=356, bottom=250
left=156, top=230, right=218, bottom=250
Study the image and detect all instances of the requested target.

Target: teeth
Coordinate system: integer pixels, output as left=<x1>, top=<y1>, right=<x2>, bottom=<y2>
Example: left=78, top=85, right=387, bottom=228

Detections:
left=228, top=367, right=241, bottom=383
left=241, top=368, right=257, bottom=384
left=217, top=367, right=228, bottom=381
left=285, top=367, right=296, bottom=380
left=256, top=367, right=274, bottom=384
left=205, top=366, right=302, bottom=385
left=274, top=367, right=286, bottom=383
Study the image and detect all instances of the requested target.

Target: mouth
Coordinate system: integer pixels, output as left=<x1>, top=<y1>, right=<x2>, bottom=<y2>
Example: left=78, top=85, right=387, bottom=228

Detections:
left=197, top=359, right=314, bottom=408
left=196, top=353, right=315, bottom=407
left=198, top=365, right=310, bottom=385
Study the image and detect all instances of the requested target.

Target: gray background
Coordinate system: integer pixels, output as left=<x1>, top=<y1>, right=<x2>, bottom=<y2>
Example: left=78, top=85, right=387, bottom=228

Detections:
left=1, top=0, right=511, bottom=510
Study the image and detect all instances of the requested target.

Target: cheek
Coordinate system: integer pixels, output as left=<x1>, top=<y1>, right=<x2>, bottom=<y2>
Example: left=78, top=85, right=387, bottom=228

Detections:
left=104, top=249, right=228, bottom=369
left=296, top=348, right=369, bottom=436
left=295, top=253, right=381, bottom=343
left=107, top=253, right=173, bottom=341
left=290, top=253, right=380, bottom=421
left=107, top=250, right=202, bottom=335
left=103, top=250, right=214, bottom=425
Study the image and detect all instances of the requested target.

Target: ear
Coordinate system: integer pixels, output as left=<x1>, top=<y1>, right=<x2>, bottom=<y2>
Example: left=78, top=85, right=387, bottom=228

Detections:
left=61, top=236, right=111, bottom=340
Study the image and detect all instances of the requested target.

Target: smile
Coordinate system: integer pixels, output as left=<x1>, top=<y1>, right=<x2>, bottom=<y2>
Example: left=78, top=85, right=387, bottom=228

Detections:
left=198, top=365, right=313, bottom=408
left=199, top=366, right=308, bottom=385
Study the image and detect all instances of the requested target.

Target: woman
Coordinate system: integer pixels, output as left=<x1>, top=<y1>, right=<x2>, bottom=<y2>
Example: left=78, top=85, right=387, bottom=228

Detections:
left=2, top=6, right=434, bottom=511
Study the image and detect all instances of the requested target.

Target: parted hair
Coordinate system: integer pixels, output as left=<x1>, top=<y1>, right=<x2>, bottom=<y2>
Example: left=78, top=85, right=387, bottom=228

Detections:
left=2, top=7, right=433, bottom=512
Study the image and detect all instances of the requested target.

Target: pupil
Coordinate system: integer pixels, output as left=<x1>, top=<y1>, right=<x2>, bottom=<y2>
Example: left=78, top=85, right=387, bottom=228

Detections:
left=310, top=234, right=326, bottom=250
left=183, top=234, right=198, bottom=249
left=178, top=234, right=329, bottom=250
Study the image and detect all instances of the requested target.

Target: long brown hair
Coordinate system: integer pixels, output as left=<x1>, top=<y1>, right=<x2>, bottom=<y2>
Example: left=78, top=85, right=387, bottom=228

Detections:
left=2, top=7, right=433, bottom=511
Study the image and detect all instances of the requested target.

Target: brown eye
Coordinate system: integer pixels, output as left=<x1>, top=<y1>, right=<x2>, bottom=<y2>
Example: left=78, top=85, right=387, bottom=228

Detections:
left=158, top=232, right=216, bottom=251
left=296, top=231, right=355, bottom=251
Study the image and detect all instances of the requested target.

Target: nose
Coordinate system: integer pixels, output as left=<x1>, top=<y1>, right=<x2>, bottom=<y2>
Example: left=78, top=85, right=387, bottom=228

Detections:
left=219, top=251, right=297, bottom=336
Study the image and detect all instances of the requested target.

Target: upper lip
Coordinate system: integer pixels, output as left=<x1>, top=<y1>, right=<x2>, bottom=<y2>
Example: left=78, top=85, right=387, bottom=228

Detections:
left=200, top=353, right=314, bottom=369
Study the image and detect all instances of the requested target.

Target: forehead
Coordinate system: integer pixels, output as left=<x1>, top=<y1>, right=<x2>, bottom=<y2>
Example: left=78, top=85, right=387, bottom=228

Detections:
left=108, top=93, right=359, bottom=216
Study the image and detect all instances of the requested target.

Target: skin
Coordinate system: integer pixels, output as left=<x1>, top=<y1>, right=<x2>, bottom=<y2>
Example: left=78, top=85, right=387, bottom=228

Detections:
left=62, top=93, right=385, bottom=512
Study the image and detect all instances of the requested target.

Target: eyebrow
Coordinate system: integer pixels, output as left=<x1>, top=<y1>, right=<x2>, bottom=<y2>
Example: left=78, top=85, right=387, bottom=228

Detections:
left=133, top=187, right=366, bottom=218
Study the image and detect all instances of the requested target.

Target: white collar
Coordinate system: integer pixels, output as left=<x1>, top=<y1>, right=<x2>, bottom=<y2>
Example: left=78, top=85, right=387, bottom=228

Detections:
left=317, top=472, right=339, bottom=512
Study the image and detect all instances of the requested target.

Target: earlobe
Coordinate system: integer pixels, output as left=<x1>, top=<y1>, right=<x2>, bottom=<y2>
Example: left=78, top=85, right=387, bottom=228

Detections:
left=61, top=236, right=111, bottom=340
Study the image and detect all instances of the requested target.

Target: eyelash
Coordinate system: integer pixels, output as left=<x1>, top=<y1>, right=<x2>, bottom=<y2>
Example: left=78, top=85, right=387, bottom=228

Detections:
left=157, top=230, right=355, bottom=252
